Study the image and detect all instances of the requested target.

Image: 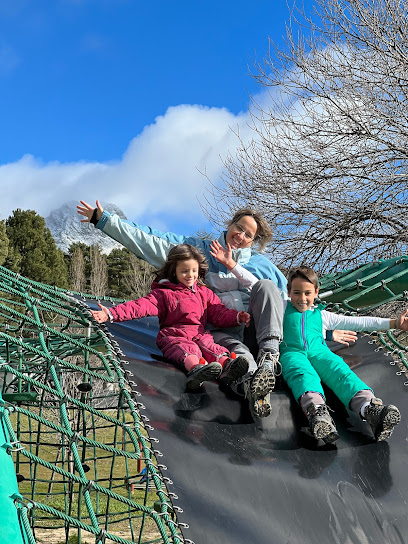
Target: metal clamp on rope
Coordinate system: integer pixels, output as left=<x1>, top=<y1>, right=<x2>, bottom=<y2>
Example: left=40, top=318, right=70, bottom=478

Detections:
left=69, top=432, right=80, bottom=447
left=58, top=394, right=68, bottom=407
left=47, top=356, right=59, bottom=369
left=160, top=489, right=178, bottom=500
left=12, top=493, right=35, bottom=509
left=95, top=529, right=106, bottom=543
left=8, top=440, right=25, bottom=453
left=84, top=480, right=95, bottom=493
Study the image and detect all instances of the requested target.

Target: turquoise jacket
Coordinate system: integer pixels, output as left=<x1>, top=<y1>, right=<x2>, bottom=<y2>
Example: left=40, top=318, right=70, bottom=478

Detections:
left=280, top=302, right=326, bottom=355
left=280, top=302, right=370, bottom=406
left=96, top=211, right=287, bottom=313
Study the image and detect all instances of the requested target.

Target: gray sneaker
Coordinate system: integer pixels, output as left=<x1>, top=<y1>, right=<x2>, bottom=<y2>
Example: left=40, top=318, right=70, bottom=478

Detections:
left=363, top=398, right=401, bottom=441
left=186, top=362, right=222, bottom=390
left=219, top=355, right=250, bottom=386
left=247, top=350, right=281, bottom=418
left=305, top=403, right=339, bottom=444
left=243, top=376, right=271, bottom=419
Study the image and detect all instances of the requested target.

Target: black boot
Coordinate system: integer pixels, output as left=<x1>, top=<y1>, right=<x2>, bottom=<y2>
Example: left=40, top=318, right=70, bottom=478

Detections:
left=362, top=398, right=401, bottom=441
left=305, top=403, right=339, bottom=444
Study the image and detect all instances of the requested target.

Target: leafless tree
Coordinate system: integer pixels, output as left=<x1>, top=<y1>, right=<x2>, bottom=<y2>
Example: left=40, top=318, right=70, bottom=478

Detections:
left=205, top=0, right=408, bottom=273
left=69, top=245, right=86, bottom=292
left=124, top=252, right=155, bottom=298
left=90, top=245, right=108, bottom=296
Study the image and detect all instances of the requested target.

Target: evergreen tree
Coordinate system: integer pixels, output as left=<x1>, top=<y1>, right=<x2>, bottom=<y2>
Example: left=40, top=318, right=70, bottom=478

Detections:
left=0, top=220, right=9, bottom=266
left=6, top=209, right=68, bottom=287
left=106, top=248, right=133, bottom=298
left=4, top=245, right=21, bottom=273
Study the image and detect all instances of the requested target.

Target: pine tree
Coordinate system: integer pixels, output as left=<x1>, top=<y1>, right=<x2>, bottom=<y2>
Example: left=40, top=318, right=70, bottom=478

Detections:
left=6, top=209, right=68, bottom=287
left=0, top=220, right=9, bottom=266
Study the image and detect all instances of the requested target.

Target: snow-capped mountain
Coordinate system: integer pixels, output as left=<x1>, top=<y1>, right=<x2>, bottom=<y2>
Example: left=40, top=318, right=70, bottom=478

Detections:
left=45, top=201, right=127, bottom=254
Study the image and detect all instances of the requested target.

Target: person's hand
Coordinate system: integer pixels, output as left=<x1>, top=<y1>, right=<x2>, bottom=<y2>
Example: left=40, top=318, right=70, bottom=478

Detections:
left=332, top=329, right=357, bottom=346
left=77, top=200, right=104, bottom=223
left=238, top=311, right=250, bottom=327
left=90, top=303, right=111, bottom=323
left=209, top=239, right=236, bottom=270
left=394, top=309, right=408, bottom=331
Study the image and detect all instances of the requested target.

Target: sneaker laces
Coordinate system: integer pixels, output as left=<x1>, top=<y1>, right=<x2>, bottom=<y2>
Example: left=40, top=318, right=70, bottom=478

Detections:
left=257, top=350, right=282, bottom=376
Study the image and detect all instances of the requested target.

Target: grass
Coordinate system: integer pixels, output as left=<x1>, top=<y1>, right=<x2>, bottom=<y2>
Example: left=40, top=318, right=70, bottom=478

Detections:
left=8, top=406, right=175, bottom=544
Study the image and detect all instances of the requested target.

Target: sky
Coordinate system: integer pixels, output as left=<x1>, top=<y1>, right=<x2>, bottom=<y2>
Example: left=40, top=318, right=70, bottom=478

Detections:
left=0, top=0, right=315, bottom=237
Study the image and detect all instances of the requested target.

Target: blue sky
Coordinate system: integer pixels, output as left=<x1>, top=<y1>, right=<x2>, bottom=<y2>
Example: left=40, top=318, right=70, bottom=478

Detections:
left=0, top=0, right=314, bottom=236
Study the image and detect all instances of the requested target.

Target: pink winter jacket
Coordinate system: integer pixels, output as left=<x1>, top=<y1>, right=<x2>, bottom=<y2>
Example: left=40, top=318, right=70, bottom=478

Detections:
left=108, top=279, right=240, bottom=339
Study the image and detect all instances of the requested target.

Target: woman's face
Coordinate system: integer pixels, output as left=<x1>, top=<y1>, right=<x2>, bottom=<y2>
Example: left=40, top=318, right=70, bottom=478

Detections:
left=226, top=215, right=258, bottom=250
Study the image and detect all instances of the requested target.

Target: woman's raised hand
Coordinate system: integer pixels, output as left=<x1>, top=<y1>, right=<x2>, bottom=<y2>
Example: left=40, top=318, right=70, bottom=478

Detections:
left=77, top=200, right=104, bottom=223
left=90, top=303, right=111, bottom=323
left=209, top=239, right=236, bottom=270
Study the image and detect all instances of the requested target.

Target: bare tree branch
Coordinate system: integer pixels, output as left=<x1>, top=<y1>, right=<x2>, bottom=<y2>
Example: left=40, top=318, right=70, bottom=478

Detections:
left=205, top=0, right=408, bottom=273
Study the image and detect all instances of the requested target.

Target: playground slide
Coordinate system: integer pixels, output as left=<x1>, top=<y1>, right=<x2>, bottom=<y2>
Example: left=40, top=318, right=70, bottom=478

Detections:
left=108, top=317, right=408, bottom=544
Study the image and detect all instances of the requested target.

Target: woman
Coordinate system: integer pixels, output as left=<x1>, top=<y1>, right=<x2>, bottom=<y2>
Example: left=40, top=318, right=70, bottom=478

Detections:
left=77, top=200, right=286, bottom=418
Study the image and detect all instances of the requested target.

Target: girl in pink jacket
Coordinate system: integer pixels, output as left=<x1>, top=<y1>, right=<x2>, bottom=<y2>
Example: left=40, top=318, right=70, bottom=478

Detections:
left=91, top=244, right=251, bottom=390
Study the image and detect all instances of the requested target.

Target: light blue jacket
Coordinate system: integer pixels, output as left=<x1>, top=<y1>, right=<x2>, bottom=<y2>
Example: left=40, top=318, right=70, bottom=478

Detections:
left=96, top=211, right=287, bottom=313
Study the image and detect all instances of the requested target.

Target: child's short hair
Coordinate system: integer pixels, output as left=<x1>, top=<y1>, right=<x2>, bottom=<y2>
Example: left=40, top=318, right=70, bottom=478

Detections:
left=287, top=265, right=319, bottom=291
left=155, top=244, right=208, bottom=285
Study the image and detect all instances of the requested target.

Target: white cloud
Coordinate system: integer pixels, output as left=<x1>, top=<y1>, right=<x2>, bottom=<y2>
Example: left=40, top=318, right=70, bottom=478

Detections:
left=0, top=103, right=252, bottom=228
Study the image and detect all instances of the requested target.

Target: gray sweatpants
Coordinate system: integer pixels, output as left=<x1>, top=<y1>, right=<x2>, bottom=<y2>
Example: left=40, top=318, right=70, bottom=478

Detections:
left=212, top=279, right=284, bottom=383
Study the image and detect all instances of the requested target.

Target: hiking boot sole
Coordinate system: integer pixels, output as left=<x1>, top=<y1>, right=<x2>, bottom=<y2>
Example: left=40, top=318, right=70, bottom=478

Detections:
left=250, top=364, right=276, bottom=400
left=252, top=394, right=271, bottom=419
left=186, top=363, right=222, bottom=390
left=219, top=356, right=249, bottom=386
left=313, top=420, right=340, bottom=444
left=373, top=405, right=401, bottom=441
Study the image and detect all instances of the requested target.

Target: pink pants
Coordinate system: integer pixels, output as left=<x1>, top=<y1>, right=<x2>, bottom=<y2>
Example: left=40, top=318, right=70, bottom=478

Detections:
left=157, top=331, right=229, bottom=368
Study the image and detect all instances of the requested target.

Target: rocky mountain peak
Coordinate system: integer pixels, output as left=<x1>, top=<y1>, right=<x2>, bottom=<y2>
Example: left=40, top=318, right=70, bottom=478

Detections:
left=45, top=201, right=127, bottom=254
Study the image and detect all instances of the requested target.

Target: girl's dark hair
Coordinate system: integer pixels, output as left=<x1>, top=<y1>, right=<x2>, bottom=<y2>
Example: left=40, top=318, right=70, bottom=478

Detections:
left=287, top=265, right=319, bottom=291
left=227, top=208, right=273, bottom=251
left=155, top=244, right=208, bottom=285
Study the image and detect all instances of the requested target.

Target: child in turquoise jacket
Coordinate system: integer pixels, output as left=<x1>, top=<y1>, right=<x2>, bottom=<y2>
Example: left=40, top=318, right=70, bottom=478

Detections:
left=280, top=266, right=408, bottom=444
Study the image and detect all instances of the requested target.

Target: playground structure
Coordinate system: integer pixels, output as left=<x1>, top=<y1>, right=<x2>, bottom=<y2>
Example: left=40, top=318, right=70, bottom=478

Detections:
left=0, top=256, right=407, bottom=543
left=0, top=266, right=183, bottom=544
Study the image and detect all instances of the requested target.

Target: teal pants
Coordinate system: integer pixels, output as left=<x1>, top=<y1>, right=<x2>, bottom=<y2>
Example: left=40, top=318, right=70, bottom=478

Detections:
left=280, top=345, right=371, bottom=408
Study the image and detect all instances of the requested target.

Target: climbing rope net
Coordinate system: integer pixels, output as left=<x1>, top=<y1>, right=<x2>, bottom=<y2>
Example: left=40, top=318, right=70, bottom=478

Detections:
left=0, top=255, right=407, bottom=543
left=0, top=265, right=184, bottom=544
